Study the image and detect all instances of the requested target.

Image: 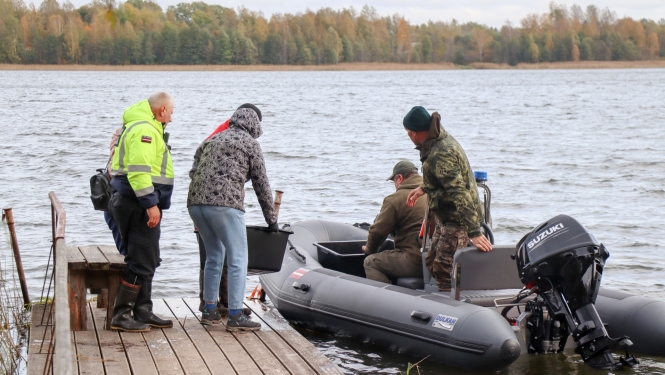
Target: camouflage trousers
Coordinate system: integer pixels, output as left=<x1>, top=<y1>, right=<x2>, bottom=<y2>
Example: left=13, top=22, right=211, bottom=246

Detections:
left=425, top=222, right=469, bottom=291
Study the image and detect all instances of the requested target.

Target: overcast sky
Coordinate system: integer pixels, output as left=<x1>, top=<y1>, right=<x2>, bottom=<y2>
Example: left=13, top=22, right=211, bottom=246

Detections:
left=51, top=0, right=665, bottom=27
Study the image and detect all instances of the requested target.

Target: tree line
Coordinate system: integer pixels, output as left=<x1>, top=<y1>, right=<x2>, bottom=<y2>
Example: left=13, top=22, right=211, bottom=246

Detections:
left=0, top=0, right=664, bottom=65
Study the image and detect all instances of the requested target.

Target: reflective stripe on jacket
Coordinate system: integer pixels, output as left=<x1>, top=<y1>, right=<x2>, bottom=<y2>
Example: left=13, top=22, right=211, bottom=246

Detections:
left=110, top=100, right=174, bottom=209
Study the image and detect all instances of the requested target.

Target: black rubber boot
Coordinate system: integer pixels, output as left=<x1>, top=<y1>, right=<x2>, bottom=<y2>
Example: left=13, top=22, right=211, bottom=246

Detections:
left=111, top=281, right=150, bottom=332
left=134, top=278, right=173, bottom=328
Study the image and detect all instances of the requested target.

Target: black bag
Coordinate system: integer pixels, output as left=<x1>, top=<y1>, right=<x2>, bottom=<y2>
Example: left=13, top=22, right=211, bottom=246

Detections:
left=90, top=168, right=111, bottom=211
left=90, top=167, right=112, bottom=211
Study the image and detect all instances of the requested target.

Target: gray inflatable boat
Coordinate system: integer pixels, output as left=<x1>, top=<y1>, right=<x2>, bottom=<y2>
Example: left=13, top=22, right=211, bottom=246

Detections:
left=259, top=217, right=665, bottom=371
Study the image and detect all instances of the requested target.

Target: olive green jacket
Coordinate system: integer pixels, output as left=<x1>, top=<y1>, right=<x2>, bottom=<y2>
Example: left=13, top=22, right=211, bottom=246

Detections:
left=365, top=175, right=427, bottom=265
left=418, top=113, right=483, bottom=238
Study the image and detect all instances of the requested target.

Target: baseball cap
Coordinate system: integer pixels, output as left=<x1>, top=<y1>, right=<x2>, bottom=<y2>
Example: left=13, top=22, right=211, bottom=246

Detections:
left=387, top=160, right=418, bottom=181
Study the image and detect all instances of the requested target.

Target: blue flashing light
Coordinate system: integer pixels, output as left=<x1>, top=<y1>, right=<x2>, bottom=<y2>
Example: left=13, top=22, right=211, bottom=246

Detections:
left=474, top=170, right=488, bottom=183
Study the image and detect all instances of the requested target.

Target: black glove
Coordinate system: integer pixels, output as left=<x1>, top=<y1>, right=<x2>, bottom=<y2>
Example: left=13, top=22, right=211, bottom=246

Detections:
left=267, top=222, right=279, bottom=232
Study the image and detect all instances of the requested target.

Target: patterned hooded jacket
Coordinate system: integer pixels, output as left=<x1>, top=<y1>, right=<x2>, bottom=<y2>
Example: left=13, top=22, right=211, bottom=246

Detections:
left=187, top=108, right=277, bottom=225
left=418, top=112, right=483, bottom=238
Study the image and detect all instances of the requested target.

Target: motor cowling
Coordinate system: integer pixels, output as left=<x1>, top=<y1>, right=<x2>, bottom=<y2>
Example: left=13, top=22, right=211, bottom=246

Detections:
left=516, top=215, right=607, bottom=310
left=514, top=215, right=638, bottom=369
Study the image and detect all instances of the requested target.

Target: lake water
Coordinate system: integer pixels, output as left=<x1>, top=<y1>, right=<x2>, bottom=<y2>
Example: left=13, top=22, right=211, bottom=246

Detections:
left=1, top=68, right=664, bottom=374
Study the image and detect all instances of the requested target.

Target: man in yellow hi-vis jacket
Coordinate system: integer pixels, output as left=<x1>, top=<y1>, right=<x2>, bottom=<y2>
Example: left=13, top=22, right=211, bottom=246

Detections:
left=109, top=92, right=175, bottom=332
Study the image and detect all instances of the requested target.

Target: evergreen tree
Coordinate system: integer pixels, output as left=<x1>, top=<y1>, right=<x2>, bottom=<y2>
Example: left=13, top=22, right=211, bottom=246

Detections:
left=179, top=24, right=205, bottom=64
left=453, top=49, right=465, bottom=65
left=143, top=34, right=155, bottom=64
left=341, top=36, right=354, bottom=62
left=579, top=37, right=593, bottom=60
left=420, top=34, right=432, bottom=63
left=212, top=30, right=232, bottom=64
left=44, top=34, right=62, bottom=64
left=263, top=33, right=283, bottom=64
left=162, top=23, right=179, bottom=64
left=132, top=30, right=145, bottom=64
left=294, top=35, right=313, bottom=65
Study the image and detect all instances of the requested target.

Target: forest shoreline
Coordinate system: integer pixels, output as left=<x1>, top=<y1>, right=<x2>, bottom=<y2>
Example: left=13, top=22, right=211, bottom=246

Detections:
left=2, top=60, right=665, bottom=71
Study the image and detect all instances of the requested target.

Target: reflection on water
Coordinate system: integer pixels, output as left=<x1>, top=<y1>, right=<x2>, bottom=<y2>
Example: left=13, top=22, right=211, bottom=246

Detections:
left=293, top=313, right=665, bottom=375
left=1, top=69, right=665, bottom=374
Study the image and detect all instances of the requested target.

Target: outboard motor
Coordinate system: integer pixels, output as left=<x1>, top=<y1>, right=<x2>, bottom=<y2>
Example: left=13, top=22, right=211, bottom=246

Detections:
left=514, top=215, right=638, bottom=369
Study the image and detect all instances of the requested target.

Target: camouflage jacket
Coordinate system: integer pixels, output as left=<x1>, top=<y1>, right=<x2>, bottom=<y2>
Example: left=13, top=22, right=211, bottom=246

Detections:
left=418, top=114, right=483, bottom=238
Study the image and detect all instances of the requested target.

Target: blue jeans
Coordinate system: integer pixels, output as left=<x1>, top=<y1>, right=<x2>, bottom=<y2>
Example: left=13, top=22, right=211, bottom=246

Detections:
left=188, top=205, right=247, bottom=310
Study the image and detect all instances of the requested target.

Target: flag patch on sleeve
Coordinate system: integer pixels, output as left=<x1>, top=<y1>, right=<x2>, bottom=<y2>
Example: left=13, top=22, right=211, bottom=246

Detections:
left=141, top=136, right=152, bottom=143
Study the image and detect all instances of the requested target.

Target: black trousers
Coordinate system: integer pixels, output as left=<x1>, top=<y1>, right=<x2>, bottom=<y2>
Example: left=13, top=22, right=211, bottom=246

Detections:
left=196, top=231, right=228, bottom=306
left=110, top=192, right=161, bottom=285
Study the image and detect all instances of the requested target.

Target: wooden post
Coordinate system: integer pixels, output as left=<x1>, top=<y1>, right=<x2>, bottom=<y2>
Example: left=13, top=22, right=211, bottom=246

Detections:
left=2, top=207, right=30, bottom=306
left=274, top=190, right=284, bottom=221
left=97, top=289, right=108, bottom=308
left=68, top=269, right=86, bottom=331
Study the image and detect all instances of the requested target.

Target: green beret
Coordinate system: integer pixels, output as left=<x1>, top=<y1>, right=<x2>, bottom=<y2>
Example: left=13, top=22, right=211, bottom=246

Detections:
left=403, top=106, right=431, bottom=132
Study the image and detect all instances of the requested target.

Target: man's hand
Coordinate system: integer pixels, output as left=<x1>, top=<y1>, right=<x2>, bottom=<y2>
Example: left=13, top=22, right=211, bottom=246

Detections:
left=361, top=245, right=367, bottom=253
left=147, top=205, right=161, bottom=228
left=470, top=235, right=492, bottom=252
left=267, top=222, right=279, bottom=232
left=406, top=187, right=425, bottom=207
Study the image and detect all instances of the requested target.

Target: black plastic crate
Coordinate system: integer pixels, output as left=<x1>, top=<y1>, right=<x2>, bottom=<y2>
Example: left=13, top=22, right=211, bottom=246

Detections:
left=314, top=239, right=394, bottom=278
left=247, top=226, right=293, bottom=275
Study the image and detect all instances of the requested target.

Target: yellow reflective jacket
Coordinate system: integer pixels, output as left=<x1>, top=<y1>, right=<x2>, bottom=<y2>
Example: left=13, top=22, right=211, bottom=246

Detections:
left=110, top=100, right=174, bottom=209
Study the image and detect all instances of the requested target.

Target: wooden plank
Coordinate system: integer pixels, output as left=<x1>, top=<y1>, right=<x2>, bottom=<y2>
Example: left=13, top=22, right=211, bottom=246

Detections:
left=139, top=311, right=184, bottom=375
left=244, top=299, right=344, bottom=375
left=181, top=299, right=262, bottom=375
left=230, top=328, right=290, bottom=375
left=79, top=245, right=110, bottom=271
left=140, top=328, right=183, bottom=375
left=54, top=238, right=73, bottom=375
left=209, top=307, right=290, bottom=375
left=119, top=332, right=159, bottom=375
left=74, top=304, right=105, bottom=375
left=90, top=306, right=131, bottom=375
left=166, top=299, right=236, bottom=374
left=242, top=299, right=317, bottom=375
left=67, top=246, right=87, bottom=270
left=27, top=304, right=51, bottom=375
left=150, top=299, right=207, bottom=374
left=98, top=245, right=126, bottom=271
left=68, top=270, right=87, bottom=331
left=71, top=331, right=78, bottom=374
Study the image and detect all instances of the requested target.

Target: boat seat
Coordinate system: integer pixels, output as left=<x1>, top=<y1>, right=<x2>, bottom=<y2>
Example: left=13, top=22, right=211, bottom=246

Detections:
left=422, top=245, right=526, bottom=301
left=395, top=278, right=424, bottom=290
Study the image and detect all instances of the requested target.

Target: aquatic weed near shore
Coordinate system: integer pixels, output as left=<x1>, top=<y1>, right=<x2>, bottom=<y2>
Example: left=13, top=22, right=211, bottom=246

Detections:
left=401, top=355, right=429, bottom=375
left=0, top=222, right=29, bottom=374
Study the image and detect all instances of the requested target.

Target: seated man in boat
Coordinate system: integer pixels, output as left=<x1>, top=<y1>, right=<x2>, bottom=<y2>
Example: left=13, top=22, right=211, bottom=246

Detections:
left=362, top=161, right=427, bottom=283
left=404, top=106, right=492, bottom=291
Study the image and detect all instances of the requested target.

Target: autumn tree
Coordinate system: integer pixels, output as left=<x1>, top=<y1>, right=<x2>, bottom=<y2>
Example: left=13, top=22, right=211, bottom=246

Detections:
left=470, top=26, right=492, bottom=62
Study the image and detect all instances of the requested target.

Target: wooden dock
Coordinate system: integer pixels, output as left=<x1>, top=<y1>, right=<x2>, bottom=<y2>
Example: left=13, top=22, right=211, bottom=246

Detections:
left=28, top=297, right=344, bottom=375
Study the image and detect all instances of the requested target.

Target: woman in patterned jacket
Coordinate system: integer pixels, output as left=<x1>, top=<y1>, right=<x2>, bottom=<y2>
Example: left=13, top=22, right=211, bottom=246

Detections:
left=187, top=105, right=278, bottom=329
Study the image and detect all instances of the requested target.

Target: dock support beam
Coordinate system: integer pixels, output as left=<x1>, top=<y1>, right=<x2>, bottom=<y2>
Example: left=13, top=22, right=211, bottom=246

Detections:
left=2, top=207, right=30, bottom=307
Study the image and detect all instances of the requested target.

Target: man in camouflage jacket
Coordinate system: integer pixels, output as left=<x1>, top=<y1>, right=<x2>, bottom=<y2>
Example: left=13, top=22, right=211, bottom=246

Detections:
left=403, top=106, right=492, bottom=291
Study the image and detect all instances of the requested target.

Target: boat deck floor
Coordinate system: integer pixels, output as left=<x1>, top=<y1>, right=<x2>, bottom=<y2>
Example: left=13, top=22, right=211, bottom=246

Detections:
left=27, top=297, right=343, bottom=375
